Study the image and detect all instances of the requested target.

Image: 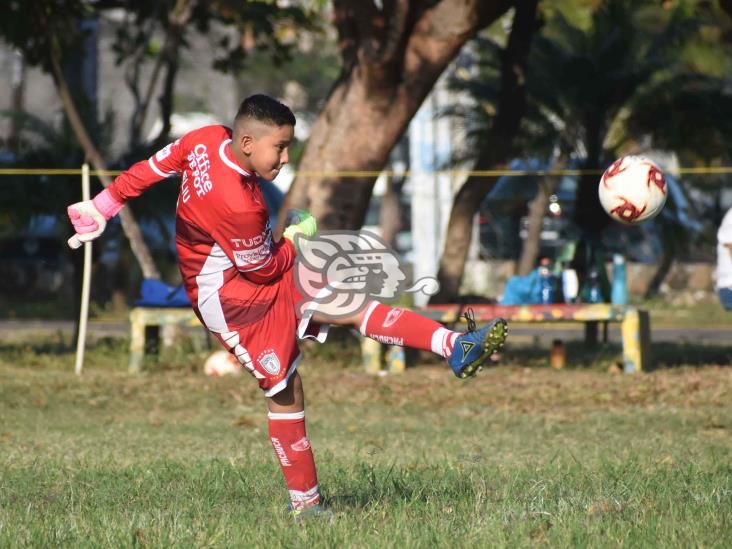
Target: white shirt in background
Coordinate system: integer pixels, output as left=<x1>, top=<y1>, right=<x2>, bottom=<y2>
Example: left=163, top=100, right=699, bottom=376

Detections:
left=716, top=207, right=732, bottom=290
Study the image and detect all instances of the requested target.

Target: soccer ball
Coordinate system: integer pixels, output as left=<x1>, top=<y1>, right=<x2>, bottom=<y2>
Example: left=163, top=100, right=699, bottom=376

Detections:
left=598, top=155, right=668, bottom=225
left=203, top=350, right=241, bottom=377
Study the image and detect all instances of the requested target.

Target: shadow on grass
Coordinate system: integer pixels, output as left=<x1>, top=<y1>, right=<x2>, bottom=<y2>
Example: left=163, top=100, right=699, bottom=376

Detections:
left=649, top=342, right=732, bottom=370
left=0, top=336, right=127, bottom=356
left=1, top=329, right=728, bottom=374
left=0, top=339, right=74, bottom=356
left=499, top=340, right=731, bottom=371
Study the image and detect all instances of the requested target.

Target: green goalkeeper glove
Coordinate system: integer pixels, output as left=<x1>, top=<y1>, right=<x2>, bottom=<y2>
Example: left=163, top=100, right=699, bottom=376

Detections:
left=283, top=209, right=317, bottom=243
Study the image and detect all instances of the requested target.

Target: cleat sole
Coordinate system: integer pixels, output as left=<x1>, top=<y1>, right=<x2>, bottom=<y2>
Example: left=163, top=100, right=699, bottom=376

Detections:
left=459, top=318, right=508, bottom=379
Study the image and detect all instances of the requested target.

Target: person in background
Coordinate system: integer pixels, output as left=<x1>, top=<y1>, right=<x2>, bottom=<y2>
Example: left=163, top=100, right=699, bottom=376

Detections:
left=716, top=206, right=732, bottom=310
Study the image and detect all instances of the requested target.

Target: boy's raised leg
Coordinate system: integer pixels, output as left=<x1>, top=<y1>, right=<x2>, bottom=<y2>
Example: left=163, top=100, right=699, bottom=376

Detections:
left=318, top=302, right=508, bottom=378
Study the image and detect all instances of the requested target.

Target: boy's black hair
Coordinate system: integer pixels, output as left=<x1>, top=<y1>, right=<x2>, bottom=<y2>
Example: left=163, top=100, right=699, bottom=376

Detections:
left=234, top=94, right=295, bottom=127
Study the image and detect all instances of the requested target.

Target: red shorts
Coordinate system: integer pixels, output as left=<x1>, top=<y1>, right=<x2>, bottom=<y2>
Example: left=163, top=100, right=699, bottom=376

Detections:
left=212, top=268, right=327, bottom=397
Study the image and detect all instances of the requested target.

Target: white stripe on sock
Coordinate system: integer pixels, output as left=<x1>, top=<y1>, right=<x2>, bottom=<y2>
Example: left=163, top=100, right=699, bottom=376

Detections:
left=289, top=485, right=319, bottom=499
left=442, top=331, right=450, bottom=357
left=431, top=327, right=452, bottom=357
left=359, top=301, right=379, bottom=335
left=448, top=332, right=458, bottom=354
left=267, top=411, right=305, bottom=420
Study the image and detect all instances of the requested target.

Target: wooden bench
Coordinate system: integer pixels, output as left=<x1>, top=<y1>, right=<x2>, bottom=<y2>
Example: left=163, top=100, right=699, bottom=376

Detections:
left=129, top=307, right=205, bottom=372
left=130, top=303, right=650, bottom=375
left=361, top=303, right=651, bottom=374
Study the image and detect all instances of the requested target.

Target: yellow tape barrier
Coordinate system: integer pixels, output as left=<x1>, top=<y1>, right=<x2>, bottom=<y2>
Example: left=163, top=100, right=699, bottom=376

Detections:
left=0, top=167, right=731, bottom=177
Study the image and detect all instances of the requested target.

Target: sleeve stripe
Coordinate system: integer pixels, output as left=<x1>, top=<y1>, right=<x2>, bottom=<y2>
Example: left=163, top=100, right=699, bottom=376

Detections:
left=148, top=158, right=177, bottom=179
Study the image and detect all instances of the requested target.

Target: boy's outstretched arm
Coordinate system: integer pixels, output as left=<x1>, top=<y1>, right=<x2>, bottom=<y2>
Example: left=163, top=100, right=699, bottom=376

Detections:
left=67, top=140, right=186, bottom=248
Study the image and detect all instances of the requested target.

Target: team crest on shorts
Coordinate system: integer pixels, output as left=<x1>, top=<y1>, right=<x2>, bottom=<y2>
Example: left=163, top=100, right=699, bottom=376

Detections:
left=257, top=350, right=281, bottom=375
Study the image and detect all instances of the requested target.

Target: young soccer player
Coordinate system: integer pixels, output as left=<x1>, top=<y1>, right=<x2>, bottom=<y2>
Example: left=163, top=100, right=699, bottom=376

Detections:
left=66, top=94, right=508, bottom=515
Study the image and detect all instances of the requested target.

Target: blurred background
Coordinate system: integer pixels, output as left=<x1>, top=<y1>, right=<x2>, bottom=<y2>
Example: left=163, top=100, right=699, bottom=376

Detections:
left=1, top=0, right=731, bottom=319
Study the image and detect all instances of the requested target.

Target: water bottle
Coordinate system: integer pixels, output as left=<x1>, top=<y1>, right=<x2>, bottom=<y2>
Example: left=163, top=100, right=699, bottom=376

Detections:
left=586, top=267, right=603, bottom=303
left=611, top=253, right=628, bottom=305
left=562, top=265, right=579, bottom=303
left=538, top=258, right=555, bottom=304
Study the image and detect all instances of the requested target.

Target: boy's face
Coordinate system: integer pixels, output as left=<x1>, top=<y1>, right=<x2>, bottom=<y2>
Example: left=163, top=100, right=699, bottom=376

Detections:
left=238, top=122, right=294, bottom=181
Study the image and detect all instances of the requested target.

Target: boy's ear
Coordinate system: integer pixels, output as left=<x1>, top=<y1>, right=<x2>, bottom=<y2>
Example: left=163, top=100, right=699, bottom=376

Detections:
left=238, top=133, right=255, bottom=155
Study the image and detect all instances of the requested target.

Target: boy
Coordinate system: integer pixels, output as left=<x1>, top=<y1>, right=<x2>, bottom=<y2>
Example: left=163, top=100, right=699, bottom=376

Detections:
left=66, top=94, right=508, bottom=515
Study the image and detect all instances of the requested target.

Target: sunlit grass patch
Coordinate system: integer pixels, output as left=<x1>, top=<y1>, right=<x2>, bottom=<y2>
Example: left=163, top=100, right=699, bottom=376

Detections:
left=0, top=336, right=730, bottom=546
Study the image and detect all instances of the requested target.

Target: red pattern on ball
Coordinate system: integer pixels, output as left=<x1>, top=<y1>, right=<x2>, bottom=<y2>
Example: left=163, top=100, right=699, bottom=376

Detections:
left=610, top=198, right=647, bottom=223
left=601, top=158, right=628, bottom=189
left=646, top=164, right=667, bottom=193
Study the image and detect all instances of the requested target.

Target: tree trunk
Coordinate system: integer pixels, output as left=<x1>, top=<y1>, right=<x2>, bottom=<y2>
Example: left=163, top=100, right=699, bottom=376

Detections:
left=129, top=0, right=193, bottom=148
left=42, top=17, right=161, bottom=280
left=281, top=0, right=513, bottom=234
left=574, top=115, right=608, bottom=237
left=571, top=114, right=609, bottom=284
left=9, top=50, right=24, bottom=153
left=516, top=180, right=553, bottom=276
left=153, top=0, right=194, bottom=145
left=126, top=14, right=164, bottom=149
left=431, top=0, right=540, bottom=303
left=154, top=31, right=181, bottom=146
left=379, top=175, right=402, bottom=249
left=721, top=0, right=732, bottom=18
left=516, top=154, right=567, bottom=276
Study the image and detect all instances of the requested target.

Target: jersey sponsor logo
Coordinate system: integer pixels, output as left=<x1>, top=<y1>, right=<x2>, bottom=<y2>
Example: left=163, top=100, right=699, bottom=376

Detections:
left=270, top=437, right=291, bottom=466
left=234, top=246, right=269, bottom=267
left=185, top=143, right=213, bottom=199
left=257, top=349, right=281, bottom=375
left=230, top=223, right=273, bottom=268
left=383, top=307, right=404, bottom=328
left=231, top=234, right=267, bottom=248
left=180, top=171, right=191, bottom=203
left=291, top=436, right=311, bottom=452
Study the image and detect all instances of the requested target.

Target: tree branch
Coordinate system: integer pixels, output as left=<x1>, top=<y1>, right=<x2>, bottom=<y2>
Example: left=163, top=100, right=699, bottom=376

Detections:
left=332, top=1, right=359, bottom=70
left=154, top=0, right=196, bottom=144
left=38, top=7, right=161, bottom=280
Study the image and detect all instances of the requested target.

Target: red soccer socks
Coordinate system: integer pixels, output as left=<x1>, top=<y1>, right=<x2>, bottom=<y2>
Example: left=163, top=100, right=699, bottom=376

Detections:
left=358, top=302, right=458, bottom=358
left=268, top=411, right=320, bottom=510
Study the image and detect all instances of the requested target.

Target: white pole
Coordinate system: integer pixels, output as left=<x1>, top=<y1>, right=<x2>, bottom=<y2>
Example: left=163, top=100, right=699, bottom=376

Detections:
left=74, top=163, right=92, bottom=375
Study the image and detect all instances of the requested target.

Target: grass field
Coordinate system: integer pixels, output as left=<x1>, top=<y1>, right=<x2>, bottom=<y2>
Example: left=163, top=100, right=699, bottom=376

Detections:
left=1, top=335, right=730, bottom=547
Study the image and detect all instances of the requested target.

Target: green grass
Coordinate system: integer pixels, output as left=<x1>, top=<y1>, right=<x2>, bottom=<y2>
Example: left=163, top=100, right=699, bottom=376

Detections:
left=1, top=337, right=731, bottom=547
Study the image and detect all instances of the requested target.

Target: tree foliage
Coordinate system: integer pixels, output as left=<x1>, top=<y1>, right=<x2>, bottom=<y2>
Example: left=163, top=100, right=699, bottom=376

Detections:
left=433, top=0, right=732, bottom=298
left=0, top=0, right=321, bottom=280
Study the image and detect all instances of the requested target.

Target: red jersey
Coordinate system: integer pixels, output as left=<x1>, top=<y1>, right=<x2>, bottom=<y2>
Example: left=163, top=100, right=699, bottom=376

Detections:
left=107, top=125, right=296, bottom=334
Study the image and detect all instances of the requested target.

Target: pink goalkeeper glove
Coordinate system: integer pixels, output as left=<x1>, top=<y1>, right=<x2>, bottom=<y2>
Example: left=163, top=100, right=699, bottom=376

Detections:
left=67, top=188, right=124, bottom=249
